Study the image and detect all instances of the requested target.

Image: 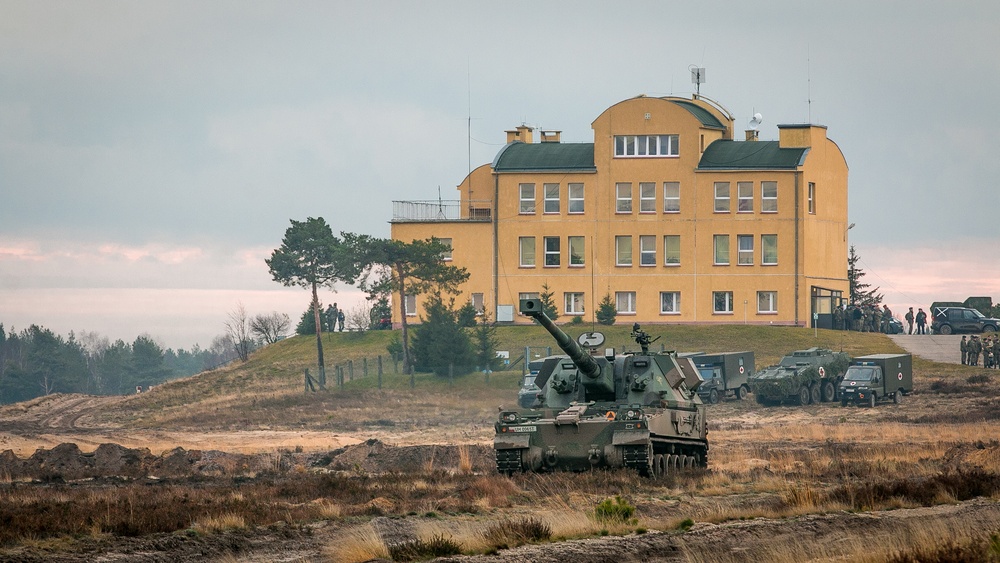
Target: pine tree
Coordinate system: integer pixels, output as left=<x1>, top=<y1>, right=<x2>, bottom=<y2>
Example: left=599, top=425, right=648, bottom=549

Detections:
left=539, top=282, right=559, bottom=321
left=848, top=245, right=883, bottom=306
left=596, top=293, right=617, bottom=325
left=410, top=294, right=474, bottom=377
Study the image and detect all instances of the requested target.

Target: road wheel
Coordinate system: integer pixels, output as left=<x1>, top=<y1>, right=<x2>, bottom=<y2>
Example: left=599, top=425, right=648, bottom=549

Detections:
left=821, top=381, right=836, bottom=402
left=709, top=389, right=720, bottom=404
left=939, top=324, right=953, bottom=335
left=893, top=390, right=903, bottom=404
left=985, top=325, right=997, bottom=333
left=737, top=386, right=749, bottom=400
left=809, top=384, right=821, bottom=404
left=798, top=386, right=811, bottom=405
left=653, top=454, right=664, bottom=477
left=668, top=454, right=679, bottom=471
left=868, top=393, right=877, bottom=408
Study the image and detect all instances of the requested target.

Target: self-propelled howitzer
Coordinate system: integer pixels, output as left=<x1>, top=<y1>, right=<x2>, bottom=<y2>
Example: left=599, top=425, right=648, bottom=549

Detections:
left=495, top=299, right=709, bottom=477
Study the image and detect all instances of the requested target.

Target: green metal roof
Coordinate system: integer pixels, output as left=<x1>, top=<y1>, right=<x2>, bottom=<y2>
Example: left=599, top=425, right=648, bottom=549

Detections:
left=669, top=99, right=725, bottom=129
left=698, top=140, right=809, bottom=170
left=493, top=142, right=596, bottom=173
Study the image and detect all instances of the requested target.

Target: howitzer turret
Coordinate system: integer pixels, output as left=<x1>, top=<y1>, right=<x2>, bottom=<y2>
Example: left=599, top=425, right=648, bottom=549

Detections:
left=495, top=297, right=709, bottom=478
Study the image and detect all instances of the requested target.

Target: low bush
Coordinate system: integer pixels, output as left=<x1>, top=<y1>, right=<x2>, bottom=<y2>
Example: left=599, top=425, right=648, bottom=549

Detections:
left=594, top=496, right=636, bottom=524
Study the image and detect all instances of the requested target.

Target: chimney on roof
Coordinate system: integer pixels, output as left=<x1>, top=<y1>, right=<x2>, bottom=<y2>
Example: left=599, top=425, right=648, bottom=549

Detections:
left=540, top=130, right=561, bottom=143
left=745, top=129, right=759, bottom=141
left=505, top=125, right=534, bottom=144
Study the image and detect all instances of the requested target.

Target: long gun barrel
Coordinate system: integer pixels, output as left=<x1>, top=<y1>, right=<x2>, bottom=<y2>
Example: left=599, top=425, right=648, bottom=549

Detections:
left=520, top=299, right=602, bottom=379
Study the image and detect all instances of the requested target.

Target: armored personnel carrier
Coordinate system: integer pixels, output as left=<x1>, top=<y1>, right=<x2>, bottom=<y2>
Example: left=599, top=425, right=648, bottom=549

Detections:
left=750, top=347, right=850, bottom=405
left=494, top=299, right=708, bottom=477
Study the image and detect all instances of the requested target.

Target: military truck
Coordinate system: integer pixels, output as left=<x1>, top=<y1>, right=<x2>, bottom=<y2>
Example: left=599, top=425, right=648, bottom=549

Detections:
left=750, top=348, right=850, bottom=405
left=693, top=352, right=755, bottom=404
left=838, top=353, right=912, bottom=407
left=495, top=299, right=708, bottom=477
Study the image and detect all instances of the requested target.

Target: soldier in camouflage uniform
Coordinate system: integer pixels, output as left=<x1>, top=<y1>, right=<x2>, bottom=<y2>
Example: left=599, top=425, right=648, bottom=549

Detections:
left=961, top=336, right=968, bottom=365
left=882, top=305, right=893, bottom=333
left=969, top=335, right=981, bottom=367
left=872, top=306, right=883, bottom=335
left=985, top=337, right=995, bottom=369
left=833, top=305, right=844, bottom=331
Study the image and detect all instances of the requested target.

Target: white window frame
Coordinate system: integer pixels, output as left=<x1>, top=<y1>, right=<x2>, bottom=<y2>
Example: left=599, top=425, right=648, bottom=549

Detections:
left=564, top=292, right=585, bottom=315
left=639, top=182, right=656, bottom=213
left=568, top=183, right=585, bottom=214
left=614, top=135, right=679, bottom=157
left=615, top=235, right=633, bottom=266
left=737, top=235, right=754, bottom=265
left=519, top=183, right=535, bottom=214
left=543, top=183, right=560, bottom=214
left=737, top=182, right=754, bottom=213
left=438, top=238, right=453, bottom=261
left=615, top=291, right=637, bottom=314
left=404, top=294, right=417, bottom=317
left=616, top=183, right=632, bottom=213
left=568, top=236, right=585, bottom=266
left=660, top=291, right=680, bottom=314
left=519, top=237, right=535, bottom=267
left=808, top=182, right=816, bottom=214
left=663, top=235, right=680, bottom=265
left=714, top=182, right=730, bottom=212
left=543, top=236, right=560, bottom=267
left=761, top=234, right=778, bottom=265
left=639, top=235, right=656, bottom=266
left=758, top=291, right=777, bottom=314
left=713, top=234, right=729, bottom=265
left=761, top=181, right=778, bottom=213
left=663, top=182, right=680, bottom=213
left=713, top=291, right=734, bottom=314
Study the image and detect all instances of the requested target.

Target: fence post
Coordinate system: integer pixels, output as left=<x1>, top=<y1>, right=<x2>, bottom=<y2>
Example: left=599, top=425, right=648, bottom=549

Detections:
left=319, top=367, right=326, bottom=390
left=338, top=366, right=344, bottom=389
left=363, top=357, right=368, bottom=378
left=377, top=355, right=383, bottom=389
left=409, top=365, right=415, bottom=389
left=448, top=363, right=453, bottom=387
left=348, top=360, right=354, bottom=382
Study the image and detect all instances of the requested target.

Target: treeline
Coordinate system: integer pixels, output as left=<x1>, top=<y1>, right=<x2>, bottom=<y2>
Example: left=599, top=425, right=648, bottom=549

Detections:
left=0, top=323, right=237, bottom=404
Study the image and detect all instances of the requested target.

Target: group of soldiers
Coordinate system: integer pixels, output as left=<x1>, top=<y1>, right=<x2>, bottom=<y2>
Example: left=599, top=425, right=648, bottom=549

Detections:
left=833, top=303, right=895, bottom=333
left=325, top=303, right=345, bottom=332
left=961, top=335, right=1000, bottom=368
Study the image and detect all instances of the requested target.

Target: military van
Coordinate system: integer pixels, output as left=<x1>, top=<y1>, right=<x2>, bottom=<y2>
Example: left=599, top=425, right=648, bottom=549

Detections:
left=838, top=353, right=912, bottom=407
left=693, top=352, right=755, bottom=404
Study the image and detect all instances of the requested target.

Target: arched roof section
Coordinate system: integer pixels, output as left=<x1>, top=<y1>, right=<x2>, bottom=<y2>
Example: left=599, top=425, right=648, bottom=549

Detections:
left=492, top=141, right=596, bottom=173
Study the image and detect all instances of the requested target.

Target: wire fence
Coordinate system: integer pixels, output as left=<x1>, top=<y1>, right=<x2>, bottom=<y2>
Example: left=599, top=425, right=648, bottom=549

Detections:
left=302, top=355, right=523, bottom=392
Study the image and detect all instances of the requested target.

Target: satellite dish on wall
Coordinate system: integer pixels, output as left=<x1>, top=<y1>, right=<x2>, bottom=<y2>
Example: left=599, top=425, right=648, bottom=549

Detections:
left=748, top=113, right=763, bottom=130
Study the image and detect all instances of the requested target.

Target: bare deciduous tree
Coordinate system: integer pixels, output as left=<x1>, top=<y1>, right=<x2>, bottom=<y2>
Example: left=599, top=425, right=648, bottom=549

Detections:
left=251, top=311, right=291, bottom=344
left=224, top=302, right=256, bottom=362
left=345, top=302, right=373, bottom=333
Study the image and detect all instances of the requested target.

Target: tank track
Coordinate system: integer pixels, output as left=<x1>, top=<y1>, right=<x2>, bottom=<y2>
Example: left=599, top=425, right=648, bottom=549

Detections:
left=495, top=448, right=523, bottom=475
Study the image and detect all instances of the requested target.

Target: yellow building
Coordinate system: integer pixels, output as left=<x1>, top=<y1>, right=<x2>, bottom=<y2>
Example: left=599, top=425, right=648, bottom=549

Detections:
left=390, top=94, right=849, bottom=328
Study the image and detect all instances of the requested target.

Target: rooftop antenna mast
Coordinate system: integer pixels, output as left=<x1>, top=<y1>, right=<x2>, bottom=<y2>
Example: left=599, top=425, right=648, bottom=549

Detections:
left=689, top=65, right=705, bottom=97
left=807, top=46, right=812, bottom=123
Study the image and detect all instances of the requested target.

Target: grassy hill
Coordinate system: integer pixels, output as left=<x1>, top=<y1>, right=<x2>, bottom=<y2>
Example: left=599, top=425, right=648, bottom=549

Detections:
left=98, top=323, right=917, bottom=434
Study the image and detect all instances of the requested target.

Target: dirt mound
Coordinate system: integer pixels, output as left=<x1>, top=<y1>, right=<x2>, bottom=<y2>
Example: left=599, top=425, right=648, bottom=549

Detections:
left=0, top=439, right=496, bottom=481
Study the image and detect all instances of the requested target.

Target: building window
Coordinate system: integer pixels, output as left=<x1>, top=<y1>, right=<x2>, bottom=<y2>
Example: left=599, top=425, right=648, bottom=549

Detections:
left=564, top=292, right=585, bottom=315
left=639, top=235, right=656, bottom=266
left=568, top=236, right=585, bottom=266
left=714, top=182, right=730, bottom=212
left=471, top=293, right=484, bottom=315
left=663, top=182, right=680, bottom=213
left=568, top=183, right=585, bottom=213
left=519, top=237, right=535, bottom=267
left=761, top=181, right=777, bottom=213
left=544, top=236, right=560, bottom=266
left=616, top=291, right=636, bottom=314
left=660, top=291, right=680, bottom=314
left=519, top=183, right=535, bottom=214
left=438, top=238, right=453, bottom=261
left=713, top=291, right=733, bottom=314
left=762, top=234, right=778, bottom=265
left=737, top=182, right=754, bottom=212
left=808, top=182, right=816, bottom=214
left=758, top=291, right=777, bottom=314
left=639, top=182, right=656, bottom=213
left=543, top=183, right=560, bottom=213
left=663, top=235, right=680, bottom=265
left=614, top=134, right=678, bottom=157
left=404, top=294, right=416, bottom=317
left=616, top=183, right=632, bottom=213
left=737, top=235, right=754, bottom=265
left=713, top=235, right=729, bottom=265
left=615, top=235, right=633, bottom=266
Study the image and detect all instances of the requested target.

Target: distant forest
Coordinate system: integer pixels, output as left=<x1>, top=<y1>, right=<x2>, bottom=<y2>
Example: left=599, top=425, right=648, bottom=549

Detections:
left=0, top=323, right=237, bottom=405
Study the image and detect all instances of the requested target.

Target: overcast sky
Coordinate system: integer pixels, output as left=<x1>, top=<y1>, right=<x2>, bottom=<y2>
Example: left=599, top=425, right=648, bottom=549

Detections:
left=2, top=1, right=999, bottom=349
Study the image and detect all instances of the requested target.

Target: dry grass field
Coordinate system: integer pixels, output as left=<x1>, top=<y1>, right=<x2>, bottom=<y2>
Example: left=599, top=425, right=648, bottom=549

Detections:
left=2, top=325, right=1000, bottom=562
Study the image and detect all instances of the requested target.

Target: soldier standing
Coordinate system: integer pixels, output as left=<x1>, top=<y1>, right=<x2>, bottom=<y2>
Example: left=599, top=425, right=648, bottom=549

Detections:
left=882, top=304, right=893, bottom=333
left=852, top=304, right=864, bottom=331
left=986, top=337, right=995, bottom=369
left=915, top=308, right=928, bottom=335
left=905, top=307, right=915, bottom=334
left=833, top=305, right=844, bottom=331
left=872, top=306, right=883, bottom=335
left=961, top=336, right=968, bottom=365
left=970, top=335, right=981, bottom=367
